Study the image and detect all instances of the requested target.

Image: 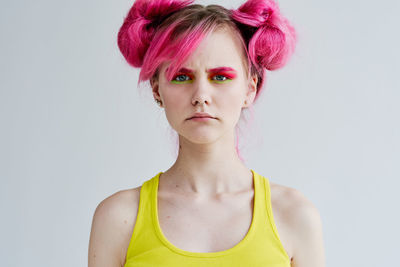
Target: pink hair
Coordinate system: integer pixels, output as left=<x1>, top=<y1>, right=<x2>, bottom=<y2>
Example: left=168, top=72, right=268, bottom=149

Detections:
left=117, top=0, right=297, bottom=162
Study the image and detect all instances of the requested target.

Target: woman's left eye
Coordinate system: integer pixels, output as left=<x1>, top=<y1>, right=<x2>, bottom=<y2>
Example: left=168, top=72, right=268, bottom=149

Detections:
left=212, top=75, right=228, bottom=81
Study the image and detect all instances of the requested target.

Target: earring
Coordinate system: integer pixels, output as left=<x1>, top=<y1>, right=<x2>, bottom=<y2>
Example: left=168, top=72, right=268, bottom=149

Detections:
left=155, top=99, right=162, bottom=106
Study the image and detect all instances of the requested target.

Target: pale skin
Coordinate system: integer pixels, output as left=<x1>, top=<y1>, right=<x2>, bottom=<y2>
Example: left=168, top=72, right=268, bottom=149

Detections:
left=88, top=27, right=326, bottom=267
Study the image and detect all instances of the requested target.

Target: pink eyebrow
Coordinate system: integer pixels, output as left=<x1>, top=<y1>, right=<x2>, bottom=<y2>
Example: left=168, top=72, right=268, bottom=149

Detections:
left=207, top=67, right=237, bottom=73
left=174, top=67, right=237, bottom=73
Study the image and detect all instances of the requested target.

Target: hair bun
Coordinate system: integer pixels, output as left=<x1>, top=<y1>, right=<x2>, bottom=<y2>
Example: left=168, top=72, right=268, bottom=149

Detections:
left=231, top=0, right=297, bottom=71
left=117, top=0, right=194, bottom=68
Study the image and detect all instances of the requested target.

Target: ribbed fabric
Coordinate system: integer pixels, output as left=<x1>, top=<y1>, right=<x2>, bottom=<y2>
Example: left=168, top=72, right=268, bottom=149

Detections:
left=124, top=169, right=291, bottom=266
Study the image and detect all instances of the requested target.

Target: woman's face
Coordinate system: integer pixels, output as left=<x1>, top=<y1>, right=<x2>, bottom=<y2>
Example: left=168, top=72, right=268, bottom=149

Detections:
left=152, top=28, right=257, bottom=144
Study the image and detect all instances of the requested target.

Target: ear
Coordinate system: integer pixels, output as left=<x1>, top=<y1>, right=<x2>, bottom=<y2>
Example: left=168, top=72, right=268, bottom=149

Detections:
left=150, top=77, right=163, bottom=107
left=243, top=74, right=258, bottom=108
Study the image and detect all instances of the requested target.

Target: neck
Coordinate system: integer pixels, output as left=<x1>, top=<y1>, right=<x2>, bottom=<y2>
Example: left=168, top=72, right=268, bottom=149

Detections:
left=159, top=131, right=253, bottom=197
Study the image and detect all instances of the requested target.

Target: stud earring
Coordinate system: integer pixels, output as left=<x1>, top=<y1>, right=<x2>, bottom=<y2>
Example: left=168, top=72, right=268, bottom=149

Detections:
left=155, top=99, right=162, bottom=106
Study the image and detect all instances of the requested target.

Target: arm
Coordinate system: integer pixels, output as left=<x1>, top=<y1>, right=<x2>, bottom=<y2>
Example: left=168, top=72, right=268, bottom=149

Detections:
left=88, top=189, right=139, bottom=267
left=290, top=191, right=326, bottom=267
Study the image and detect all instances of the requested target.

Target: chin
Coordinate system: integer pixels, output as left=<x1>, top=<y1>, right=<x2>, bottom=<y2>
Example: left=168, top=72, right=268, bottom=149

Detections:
left=179, top=130, right=222, bottom=144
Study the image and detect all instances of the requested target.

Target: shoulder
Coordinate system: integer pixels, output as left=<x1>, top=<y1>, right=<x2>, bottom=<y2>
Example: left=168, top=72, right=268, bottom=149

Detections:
left=269, top=181, right=326, bottom=266
left=270, top=182, right=323, bottom=233
left=88, top=186, right=142, bottom=267
left=269, top=181, right=320, bottom=217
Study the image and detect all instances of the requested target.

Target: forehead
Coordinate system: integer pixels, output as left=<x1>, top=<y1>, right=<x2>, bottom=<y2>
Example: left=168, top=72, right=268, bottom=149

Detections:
left=160, top=27, right=248, bottom=76
left=191, top=28, right=246, bottom=64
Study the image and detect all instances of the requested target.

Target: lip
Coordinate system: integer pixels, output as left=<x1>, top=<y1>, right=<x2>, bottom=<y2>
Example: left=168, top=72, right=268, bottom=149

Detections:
left=189, top=117, right=214, bottom=122
left=188, top=112, right=216, bottom=120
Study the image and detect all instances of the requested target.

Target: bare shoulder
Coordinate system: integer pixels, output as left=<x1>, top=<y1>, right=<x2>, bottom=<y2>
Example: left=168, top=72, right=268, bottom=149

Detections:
left=88, top=186, right=142, bottom=267
left=269, top=181, right=326, bottom=266
left=269, top=181, right=320, bottom=216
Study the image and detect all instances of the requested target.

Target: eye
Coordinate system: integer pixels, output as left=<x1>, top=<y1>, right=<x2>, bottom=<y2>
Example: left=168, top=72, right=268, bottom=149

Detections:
left=171, top=74, right=191, bottom=83
left=212, top=75, right=228, bottom=81
left=211, top=74, right=234, bottom=83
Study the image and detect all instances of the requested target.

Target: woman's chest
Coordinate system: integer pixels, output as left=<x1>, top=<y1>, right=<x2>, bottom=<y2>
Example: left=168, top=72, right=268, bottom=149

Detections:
left=157, top=192, right=254, bottom=253
left=156, top=189, right=293, bottom=258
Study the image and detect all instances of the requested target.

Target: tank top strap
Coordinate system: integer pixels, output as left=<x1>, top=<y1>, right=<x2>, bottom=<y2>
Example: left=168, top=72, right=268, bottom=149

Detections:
left=124, top=172, right=163, bottom=262
left=256, top=172, right=291, bottom=261
left=252, top=169, right=268, bottom=224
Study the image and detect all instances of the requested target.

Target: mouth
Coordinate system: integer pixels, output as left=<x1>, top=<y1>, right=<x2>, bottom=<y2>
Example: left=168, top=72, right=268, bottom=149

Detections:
left=187, top=112, right=216, bottom=120
left=189, top=116, right=214, bottom=119
left=188, top=117, right=215, bottom=121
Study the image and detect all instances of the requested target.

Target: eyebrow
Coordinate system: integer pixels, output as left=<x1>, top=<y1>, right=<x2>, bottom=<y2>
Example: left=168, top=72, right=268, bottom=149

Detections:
left=171, top=67, right=238, bottom=74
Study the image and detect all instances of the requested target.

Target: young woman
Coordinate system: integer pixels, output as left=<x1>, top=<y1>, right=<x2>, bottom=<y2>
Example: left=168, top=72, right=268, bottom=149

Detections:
left=88, top=0, right=326, bottom=266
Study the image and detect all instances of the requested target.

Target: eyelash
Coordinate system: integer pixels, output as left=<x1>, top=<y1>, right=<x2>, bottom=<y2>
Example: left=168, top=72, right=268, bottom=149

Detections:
left=171, top=74, right=233, bottom=83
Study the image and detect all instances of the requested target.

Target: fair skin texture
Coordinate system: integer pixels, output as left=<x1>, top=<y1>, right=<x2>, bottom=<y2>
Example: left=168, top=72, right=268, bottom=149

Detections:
left=88, top=27, right=325, bottom=267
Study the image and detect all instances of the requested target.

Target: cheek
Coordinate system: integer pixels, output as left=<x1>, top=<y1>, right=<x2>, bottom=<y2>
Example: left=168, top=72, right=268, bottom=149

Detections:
left=159, top=82, right=185, bottom=107
left=220, top=84, right=246, bottom=108
left=220, top=85, right=247, bottom=119
left=165, top=90, right=188, bottom=108
left=160, top=88, right=188, bottom=122
left=216, top=95, right=244, bottom=126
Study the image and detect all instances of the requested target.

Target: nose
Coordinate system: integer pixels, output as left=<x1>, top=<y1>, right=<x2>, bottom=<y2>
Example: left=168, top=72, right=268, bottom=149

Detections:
left=191, top=75, right=212, bottom=106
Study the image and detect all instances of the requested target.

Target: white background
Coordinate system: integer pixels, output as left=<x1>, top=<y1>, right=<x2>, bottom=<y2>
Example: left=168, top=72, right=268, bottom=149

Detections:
left=1, top=0, right=399, bottom=266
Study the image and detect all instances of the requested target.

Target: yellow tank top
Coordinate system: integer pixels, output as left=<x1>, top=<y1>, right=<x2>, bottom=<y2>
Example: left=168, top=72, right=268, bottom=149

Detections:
left=124, top=169, right=291, bottom=266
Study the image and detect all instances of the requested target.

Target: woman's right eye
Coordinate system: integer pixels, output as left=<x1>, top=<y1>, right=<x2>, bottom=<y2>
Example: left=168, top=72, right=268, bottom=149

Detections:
left=171, top=74, right=192, bottom=83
